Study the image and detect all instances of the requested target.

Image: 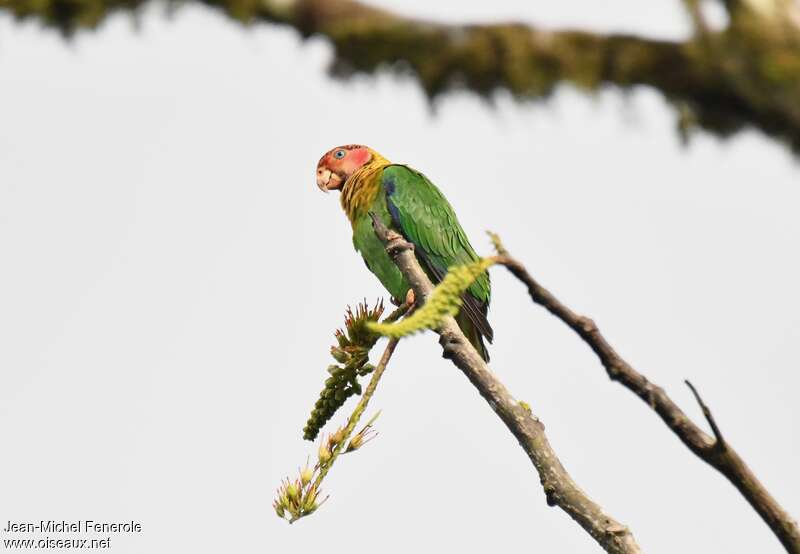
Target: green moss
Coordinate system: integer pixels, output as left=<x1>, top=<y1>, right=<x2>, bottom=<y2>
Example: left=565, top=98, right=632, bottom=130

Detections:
left=2, top=0, right=800, bottom=151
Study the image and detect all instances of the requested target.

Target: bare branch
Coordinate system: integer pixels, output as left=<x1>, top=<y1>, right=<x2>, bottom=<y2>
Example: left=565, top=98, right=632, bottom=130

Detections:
left=684, top=379, right=725, bottom=448
left=490, top=238, right=800, bottom=554
left=370, top=217, right=642, bottom=554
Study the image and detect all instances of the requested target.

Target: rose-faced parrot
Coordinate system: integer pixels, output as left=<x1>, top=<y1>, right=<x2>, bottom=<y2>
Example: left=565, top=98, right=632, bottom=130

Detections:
left=316, top=145, right=493, bottom=361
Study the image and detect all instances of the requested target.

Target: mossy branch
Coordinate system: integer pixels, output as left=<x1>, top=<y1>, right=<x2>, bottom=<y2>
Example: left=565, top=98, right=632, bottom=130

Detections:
left=3, top=0, right=800, bottom=153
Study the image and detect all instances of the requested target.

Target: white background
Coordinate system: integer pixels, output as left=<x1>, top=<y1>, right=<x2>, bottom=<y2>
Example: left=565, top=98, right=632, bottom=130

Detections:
left=1, top=1, right=798, bottom=552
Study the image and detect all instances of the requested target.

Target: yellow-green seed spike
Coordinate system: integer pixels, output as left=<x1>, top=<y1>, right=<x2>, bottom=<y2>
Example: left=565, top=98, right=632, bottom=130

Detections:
left=487, top=231, right=507, bottom=256
left=303, top=299, right=388, bottom=441
left=367, top=258, right=495, bottom=338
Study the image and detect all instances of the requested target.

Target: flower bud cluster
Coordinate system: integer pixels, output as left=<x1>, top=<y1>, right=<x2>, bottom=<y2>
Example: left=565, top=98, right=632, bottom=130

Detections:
left=273, top=464, right=325, bottom=523
left=303, top=301, right=385, bottom=441
left=277, top=415, right=381, bottom=523
left=346, top=421, right=378, bottom=453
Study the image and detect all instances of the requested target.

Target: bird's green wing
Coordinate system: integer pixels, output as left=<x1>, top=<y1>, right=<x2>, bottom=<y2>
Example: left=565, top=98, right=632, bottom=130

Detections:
left=381, top=164, right=492, bottom=342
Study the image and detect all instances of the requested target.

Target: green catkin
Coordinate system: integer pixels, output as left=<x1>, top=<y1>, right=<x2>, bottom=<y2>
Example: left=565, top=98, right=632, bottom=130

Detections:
left=367, top=258, right=495, bottom=338
left=302, top=301, right=387, bottom=441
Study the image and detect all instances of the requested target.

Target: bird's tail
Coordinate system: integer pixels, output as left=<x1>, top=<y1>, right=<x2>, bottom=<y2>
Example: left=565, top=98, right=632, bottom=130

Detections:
left=456, top=311, right=490, bottom=362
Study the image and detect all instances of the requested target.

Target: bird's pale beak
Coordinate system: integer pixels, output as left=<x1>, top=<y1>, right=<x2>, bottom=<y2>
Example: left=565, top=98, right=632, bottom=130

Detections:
left=316, top=168, right=343, bottom=192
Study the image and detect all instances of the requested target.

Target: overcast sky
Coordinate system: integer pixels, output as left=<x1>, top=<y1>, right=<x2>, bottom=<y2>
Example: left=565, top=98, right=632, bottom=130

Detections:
left=1, top=2, right=798, bottom=553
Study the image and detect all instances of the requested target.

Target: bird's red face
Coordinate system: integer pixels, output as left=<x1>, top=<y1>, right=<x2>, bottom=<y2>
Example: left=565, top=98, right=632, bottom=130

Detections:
left=316, top=145, right=372, bottom=192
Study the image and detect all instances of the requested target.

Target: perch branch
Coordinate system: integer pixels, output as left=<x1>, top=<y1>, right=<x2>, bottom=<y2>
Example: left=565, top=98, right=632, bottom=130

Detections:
left=369, top=214, right=642, bottom=554
left=489, top=235, right=800, bottom=554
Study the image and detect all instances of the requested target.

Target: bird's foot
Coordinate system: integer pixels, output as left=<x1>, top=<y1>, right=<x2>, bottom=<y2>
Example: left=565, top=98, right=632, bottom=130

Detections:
left=385, top=229, right=404, bottom=242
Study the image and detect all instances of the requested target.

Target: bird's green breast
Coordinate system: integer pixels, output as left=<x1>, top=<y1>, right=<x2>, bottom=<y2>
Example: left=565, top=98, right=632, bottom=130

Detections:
left=350, top=184, right=410, bottom=301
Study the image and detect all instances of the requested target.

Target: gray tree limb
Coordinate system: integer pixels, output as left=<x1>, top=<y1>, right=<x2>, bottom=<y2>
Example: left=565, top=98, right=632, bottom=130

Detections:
left=369, top=214, right=642, bottom=554
left=490, top=240, right=800, bottom=554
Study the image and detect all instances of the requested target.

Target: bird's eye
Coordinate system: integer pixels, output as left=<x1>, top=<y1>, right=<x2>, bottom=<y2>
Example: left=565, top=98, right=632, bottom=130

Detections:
left=334, top=150, right=346, bottom=159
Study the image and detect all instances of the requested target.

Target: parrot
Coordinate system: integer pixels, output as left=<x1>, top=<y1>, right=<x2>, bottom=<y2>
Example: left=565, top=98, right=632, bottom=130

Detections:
left=316, top=144, right=493, bottom=361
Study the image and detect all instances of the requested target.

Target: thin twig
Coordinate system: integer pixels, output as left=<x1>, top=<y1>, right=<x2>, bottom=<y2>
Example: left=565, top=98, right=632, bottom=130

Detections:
left=282, top=303, right=408, bottom=524
left=383, top=302, right=410, bottom=323
left=310, top=317, right=405, bottom=492
left=684, top=380, right=725, bottom=447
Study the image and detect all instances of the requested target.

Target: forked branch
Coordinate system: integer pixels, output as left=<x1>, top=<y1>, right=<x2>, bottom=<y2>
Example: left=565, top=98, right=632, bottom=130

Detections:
left=370, top=214, right=642, bottom=554
left=489, top=234, right=800, bottom=554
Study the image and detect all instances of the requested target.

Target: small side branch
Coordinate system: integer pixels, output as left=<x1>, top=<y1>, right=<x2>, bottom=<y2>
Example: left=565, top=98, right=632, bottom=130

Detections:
left=371, top=218, right=642, bottom=554
left=310, top=335, right=400, bottom=490
left=276, top=302, right=409, bottom=523
left=684, top=380, right=725, bottom=448
left=489, top=234, right=800, bottom=554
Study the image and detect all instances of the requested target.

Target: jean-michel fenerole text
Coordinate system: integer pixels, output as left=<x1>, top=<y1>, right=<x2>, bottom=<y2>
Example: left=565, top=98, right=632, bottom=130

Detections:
left=3, top=520, right=142, bottom=533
